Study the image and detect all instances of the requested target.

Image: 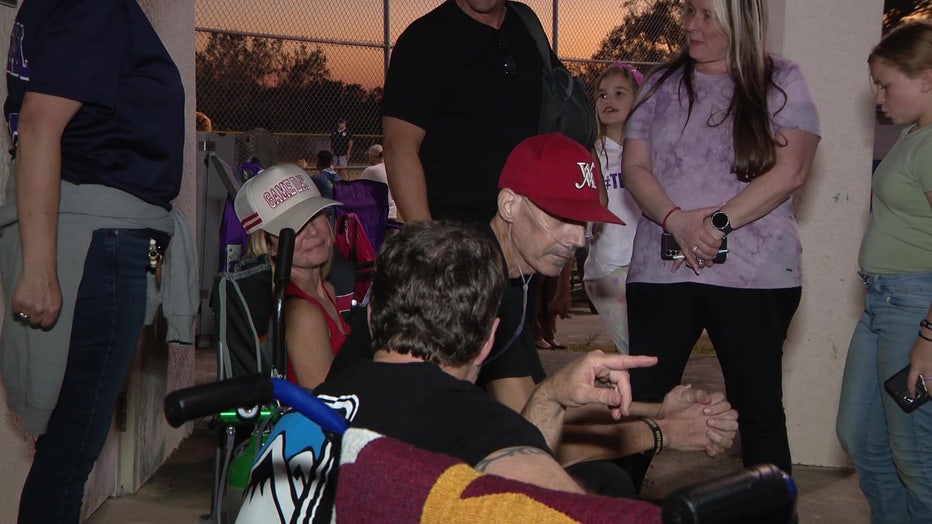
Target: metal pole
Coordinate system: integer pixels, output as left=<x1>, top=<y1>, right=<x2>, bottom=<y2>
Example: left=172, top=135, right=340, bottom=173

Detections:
left=384, top=0, right=391, bottom=81
left=552, top=0, right=559, bottom=55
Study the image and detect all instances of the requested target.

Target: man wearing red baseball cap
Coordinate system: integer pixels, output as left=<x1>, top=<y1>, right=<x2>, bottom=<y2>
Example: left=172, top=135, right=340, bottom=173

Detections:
left=481, top=134, right=737, bottom=495
left=330, top=134, right=737, bottom=497
left=483, top=132, right=624, bottom=404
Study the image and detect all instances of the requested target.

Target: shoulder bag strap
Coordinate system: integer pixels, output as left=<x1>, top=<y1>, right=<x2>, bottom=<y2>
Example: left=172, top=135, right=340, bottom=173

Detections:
left=508, top=2, right=553, bottom=72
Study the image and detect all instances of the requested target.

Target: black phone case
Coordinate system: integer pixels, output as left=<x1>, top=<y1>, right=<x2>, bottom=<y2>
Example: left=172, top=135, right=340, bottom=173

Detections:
left=884, top=364, right=929, bottom=413
left=660, top=233, right=726, bottom=263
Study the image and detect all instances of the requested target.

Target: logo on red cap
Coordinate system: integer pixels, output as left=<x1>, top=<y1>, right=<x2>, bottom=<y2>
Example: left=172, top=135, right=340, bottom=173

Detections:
left=575, top=162, right=597, bottom=190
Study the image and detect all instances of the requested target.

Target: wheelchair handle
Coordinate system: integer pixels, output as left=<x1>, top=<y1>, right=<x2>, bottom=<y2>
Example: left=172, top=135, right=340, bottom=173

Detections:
left=661, top=463, right=797, bottom=524
left=163, top=374, right=273, bottom=428
left=271, top=227, right=295, bottom=374
left=164, top=375, right=349, bottom=435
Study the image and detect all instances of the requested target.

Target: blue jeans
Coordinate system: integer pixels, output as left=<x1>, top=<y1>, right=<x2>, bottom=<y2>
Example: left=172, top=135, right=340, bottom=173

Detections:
left=18, top=229, right=163, bottom=523
left=836, top=271, right=932, bottom=524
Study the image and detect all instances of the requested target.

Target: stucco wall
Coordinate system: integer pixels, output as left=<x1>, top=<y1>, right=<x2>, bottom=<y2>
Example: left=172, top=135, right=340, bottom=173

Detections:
left=776, top=0, right=884, bottom=466
left=118, top=0, right=198, bottom=496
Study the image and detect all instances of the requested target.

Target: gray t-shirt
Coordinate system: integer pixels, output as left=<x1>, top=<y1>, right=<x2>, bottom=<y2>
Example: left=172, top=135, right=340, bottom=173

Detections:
left=626, top=57, right=820, bottom=289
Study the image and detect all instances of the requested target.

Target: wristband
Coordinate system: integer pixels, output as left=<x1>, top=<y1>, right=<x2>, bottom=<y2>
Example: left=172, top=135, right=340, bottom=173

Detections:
left=921, top=319, right=932, bottom=331
left=661, top=206, right=681, bottom=234
left=641, top=417, right=663, bottom=456
left=919, top=331, right=932, bottom=343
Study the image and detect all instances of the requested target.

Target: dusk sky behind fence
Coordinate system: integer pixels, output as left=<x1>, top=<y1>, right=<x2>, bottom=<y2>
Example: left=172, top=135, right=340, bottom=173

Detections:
left=196, top=0, right=632, bottom=89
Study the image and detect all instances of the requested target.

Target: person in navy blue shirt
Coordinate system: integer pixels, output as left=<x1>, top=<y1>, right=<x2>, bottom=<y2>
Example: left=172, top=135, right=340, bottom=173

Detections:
left=0, top=2, right=184, bottom=522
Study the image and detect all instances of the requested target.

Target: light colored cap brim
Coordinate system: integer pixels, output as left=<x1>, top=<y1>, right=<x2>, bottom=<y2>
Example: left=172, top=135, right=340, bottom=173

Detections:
left=256, top=197, right=341, bottom=235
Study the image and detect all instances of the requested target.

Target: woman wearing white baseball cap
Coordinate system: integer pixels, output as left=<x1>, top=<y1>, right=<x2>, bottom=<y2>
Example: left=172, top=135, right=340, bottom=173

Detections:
left=235, top=163, right=350, bottom=388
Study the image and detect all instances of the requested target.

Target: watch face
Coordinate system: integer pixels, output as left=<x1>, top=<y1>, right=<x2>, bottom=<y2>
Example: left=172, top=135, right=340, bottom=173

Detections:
left=711, top=211, right=733, bottom=234
left=712, top=212, right=729, bottom=229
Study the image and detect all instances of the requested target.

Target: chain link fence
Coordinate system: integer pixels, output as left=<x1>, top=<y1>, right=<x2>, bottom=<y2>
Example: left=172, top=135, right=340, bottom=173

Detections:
left=194, top=0, right=683, bottom=174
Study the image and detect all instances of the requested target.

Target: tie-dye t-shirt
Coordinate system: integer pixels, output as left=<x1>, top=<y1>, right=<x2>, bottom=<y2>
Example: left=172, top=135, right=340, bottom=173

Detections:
left=625, top=57, right=820, bottom=289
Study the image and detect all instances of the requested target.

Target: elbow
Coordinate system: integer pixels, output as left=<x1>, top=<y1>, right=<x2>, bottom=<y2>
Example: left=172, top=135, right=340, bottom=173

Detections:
left=785, top=165, right=811, bottom=193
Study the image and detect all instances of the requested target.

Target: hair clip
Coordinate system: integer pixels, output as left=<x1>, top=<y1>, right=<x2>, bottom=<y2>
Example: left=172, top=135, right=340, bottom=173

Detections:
left=610, top=61, right=644, bottom=87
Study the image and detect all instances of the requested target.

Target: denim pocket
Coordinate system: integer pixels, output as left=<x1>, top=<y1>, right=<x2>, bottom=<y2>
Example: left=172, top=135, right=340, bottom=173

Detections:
left=886, top=290, right=932, bottom=310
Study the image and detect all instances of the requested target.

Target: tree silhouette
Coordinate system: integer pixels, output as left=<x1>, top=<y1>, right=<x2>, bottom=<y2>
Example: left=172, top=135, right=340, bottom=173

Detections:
left=575, top=0, right=684, bottom=88
left=592, top=0, right=684, bottom=64
left=884, top=0, right=932, bottom=32
left=195, top=32, right=381, bottom=137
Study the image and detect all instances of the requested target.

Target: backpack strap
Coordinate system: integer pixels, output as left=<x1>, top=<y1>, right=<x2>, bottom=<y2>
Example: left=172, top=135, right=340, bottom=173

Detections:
left=509, top=2, right=553, bottom=72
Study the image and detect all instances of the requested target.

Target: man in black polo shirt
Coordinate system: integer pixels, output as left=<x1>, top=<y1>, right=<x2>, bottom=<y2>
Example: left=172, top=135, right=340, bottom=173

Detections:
left=382, top=0, right=551, bottom=224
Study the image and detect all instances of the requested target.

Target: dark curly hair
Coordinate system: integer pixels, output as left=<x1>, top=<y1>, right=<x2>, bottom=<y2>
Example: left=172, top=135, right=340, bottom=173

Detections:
left=369, top=221, right=505, bottom=367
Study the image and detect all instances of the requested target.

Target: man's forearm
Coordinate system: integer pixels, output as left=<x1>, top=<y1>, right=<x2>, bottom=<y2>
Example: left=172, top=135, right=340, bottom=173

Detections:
left=521, top=384, right=567, bottom=453
left=385, top=154, right=430, bottom=222
left=628, top=401, right=663, bottom=419
left=556, top=421, right=655, bottom=466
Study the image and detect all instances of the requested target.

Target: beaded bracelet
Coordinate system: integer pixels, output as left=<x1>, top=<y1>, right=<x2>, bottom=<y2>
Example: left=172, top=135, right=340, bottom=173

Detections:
left=920, top=319, right=932, bottom=332
left=641, top=418, right=663, bottom=456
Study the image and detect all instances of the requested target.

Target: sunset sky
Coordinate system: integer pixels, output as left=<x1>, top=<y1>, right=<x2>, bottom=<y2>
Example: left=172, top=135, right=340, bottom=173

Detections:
left=195, top=0, right=638, bottom=89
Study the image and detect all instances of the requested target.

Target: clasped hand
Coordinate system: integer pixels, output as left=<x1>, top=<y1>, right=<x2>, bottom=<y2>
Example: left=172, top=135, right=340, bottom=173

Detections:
left=666, top=206, right=725, bottom=272
left=656, top=384, right=739, bottom=457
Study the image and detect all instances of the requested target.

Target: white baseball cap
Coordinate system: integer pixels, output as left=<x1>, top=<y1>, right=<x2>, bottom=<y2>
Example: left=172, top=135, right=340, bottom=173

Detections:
left=234, top=163, right=341, bottom=235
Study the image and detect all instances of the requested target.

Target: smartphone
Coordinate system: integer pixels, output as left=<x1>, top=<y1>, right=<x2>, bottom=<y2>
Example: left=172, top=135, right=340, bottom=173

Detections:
left=884, top=364, right=929, bottom=413
left=660, top=233, right=727, bottom=263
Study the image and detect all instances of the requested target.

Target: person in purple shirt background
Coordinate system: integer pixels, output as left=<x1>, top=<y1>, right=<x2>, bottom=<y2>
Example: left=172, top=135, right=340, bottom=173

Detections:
left=620, top=0, right=820, bottom=489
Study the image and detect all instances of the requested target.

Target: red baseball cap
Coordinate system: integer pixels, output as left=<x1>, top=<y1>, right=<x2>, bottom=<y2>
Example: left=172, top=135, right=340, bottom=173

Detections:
left=498, top=133, right=624, bottom=225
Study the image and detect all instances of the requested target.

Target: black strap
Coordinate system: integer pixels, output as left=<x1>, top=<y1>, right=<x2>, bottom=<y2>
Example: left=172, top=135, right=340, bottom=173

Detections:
left=509, top=2, right=553, bottom=72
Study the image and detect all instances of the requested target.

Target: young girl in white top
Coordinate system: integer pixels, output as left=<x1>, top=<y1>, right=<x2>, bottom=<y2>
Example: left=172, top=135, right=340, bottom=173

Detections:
left=584, top=63, right=643, bottom=353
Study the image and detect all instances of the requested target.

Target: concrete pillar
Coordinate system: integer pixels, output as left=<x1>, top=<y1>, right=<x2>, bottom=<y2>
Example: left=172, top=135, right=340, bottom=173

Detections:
left=114, top=0, right=198, bottom=499
left=770, top=0, right=884, bottom=466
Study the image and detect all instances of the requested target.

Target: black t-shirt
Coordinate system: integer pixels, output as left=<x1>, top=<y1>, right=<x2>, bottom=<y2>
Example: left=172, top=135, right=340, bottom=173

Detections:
left=382, top=0, right=543, bottom=223
left=330, top=128, right=352, bottom=155
left=4, top=0, right=184, bottom=209
left=315, top=360, right=550, bottom=466
left=327, top=223, right=547, bottom=385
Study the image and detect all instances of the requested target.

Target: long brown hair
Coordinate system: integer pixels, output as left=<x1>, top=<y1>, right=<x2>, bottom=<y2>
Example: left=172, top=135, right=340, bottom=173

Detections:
left=632, top=0, right=786, bottom=182
left=593, top=63, right=642, bottom=164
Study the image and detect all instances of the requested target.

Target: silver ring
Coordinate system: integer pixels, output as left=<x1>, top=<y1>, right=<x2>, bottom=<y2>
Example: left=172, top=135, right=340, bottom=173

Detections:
left=15, top=311, right=29, bottom=321
left=691, top=246, right=699, bottom=253
left=698, top=259, right=705, bottom=266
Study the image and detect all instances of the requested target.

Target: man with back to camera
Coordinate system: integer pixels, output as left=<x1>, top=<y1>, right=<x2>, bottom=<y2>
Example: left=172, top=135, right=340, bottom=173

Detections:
left=234, top=220, right=667, bottom=523
left=382, top=0, right=558, bottom=224
left=329, top=133, right=739, bottom=494
left=317, top=220, right=664, bottom=492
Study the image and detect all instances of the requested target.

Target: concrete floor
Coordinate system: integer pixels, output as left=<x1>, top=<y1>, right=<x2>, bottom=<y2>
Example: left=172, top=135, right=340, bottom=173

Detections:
left=86, top=305, right=871, bottom=523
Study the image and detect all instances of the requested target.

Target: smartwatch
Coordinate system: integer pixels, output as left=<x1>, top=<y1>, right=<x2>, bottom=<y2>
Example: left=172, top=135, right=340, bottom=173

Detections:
left=710, top=210, right=733, bottom=235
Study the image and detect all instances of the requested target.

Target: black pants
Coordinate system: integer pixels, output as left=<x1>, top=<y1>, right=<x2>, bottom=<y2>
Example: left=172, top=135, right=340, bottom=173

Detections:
left=626, top=282, right=801, bottom=476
